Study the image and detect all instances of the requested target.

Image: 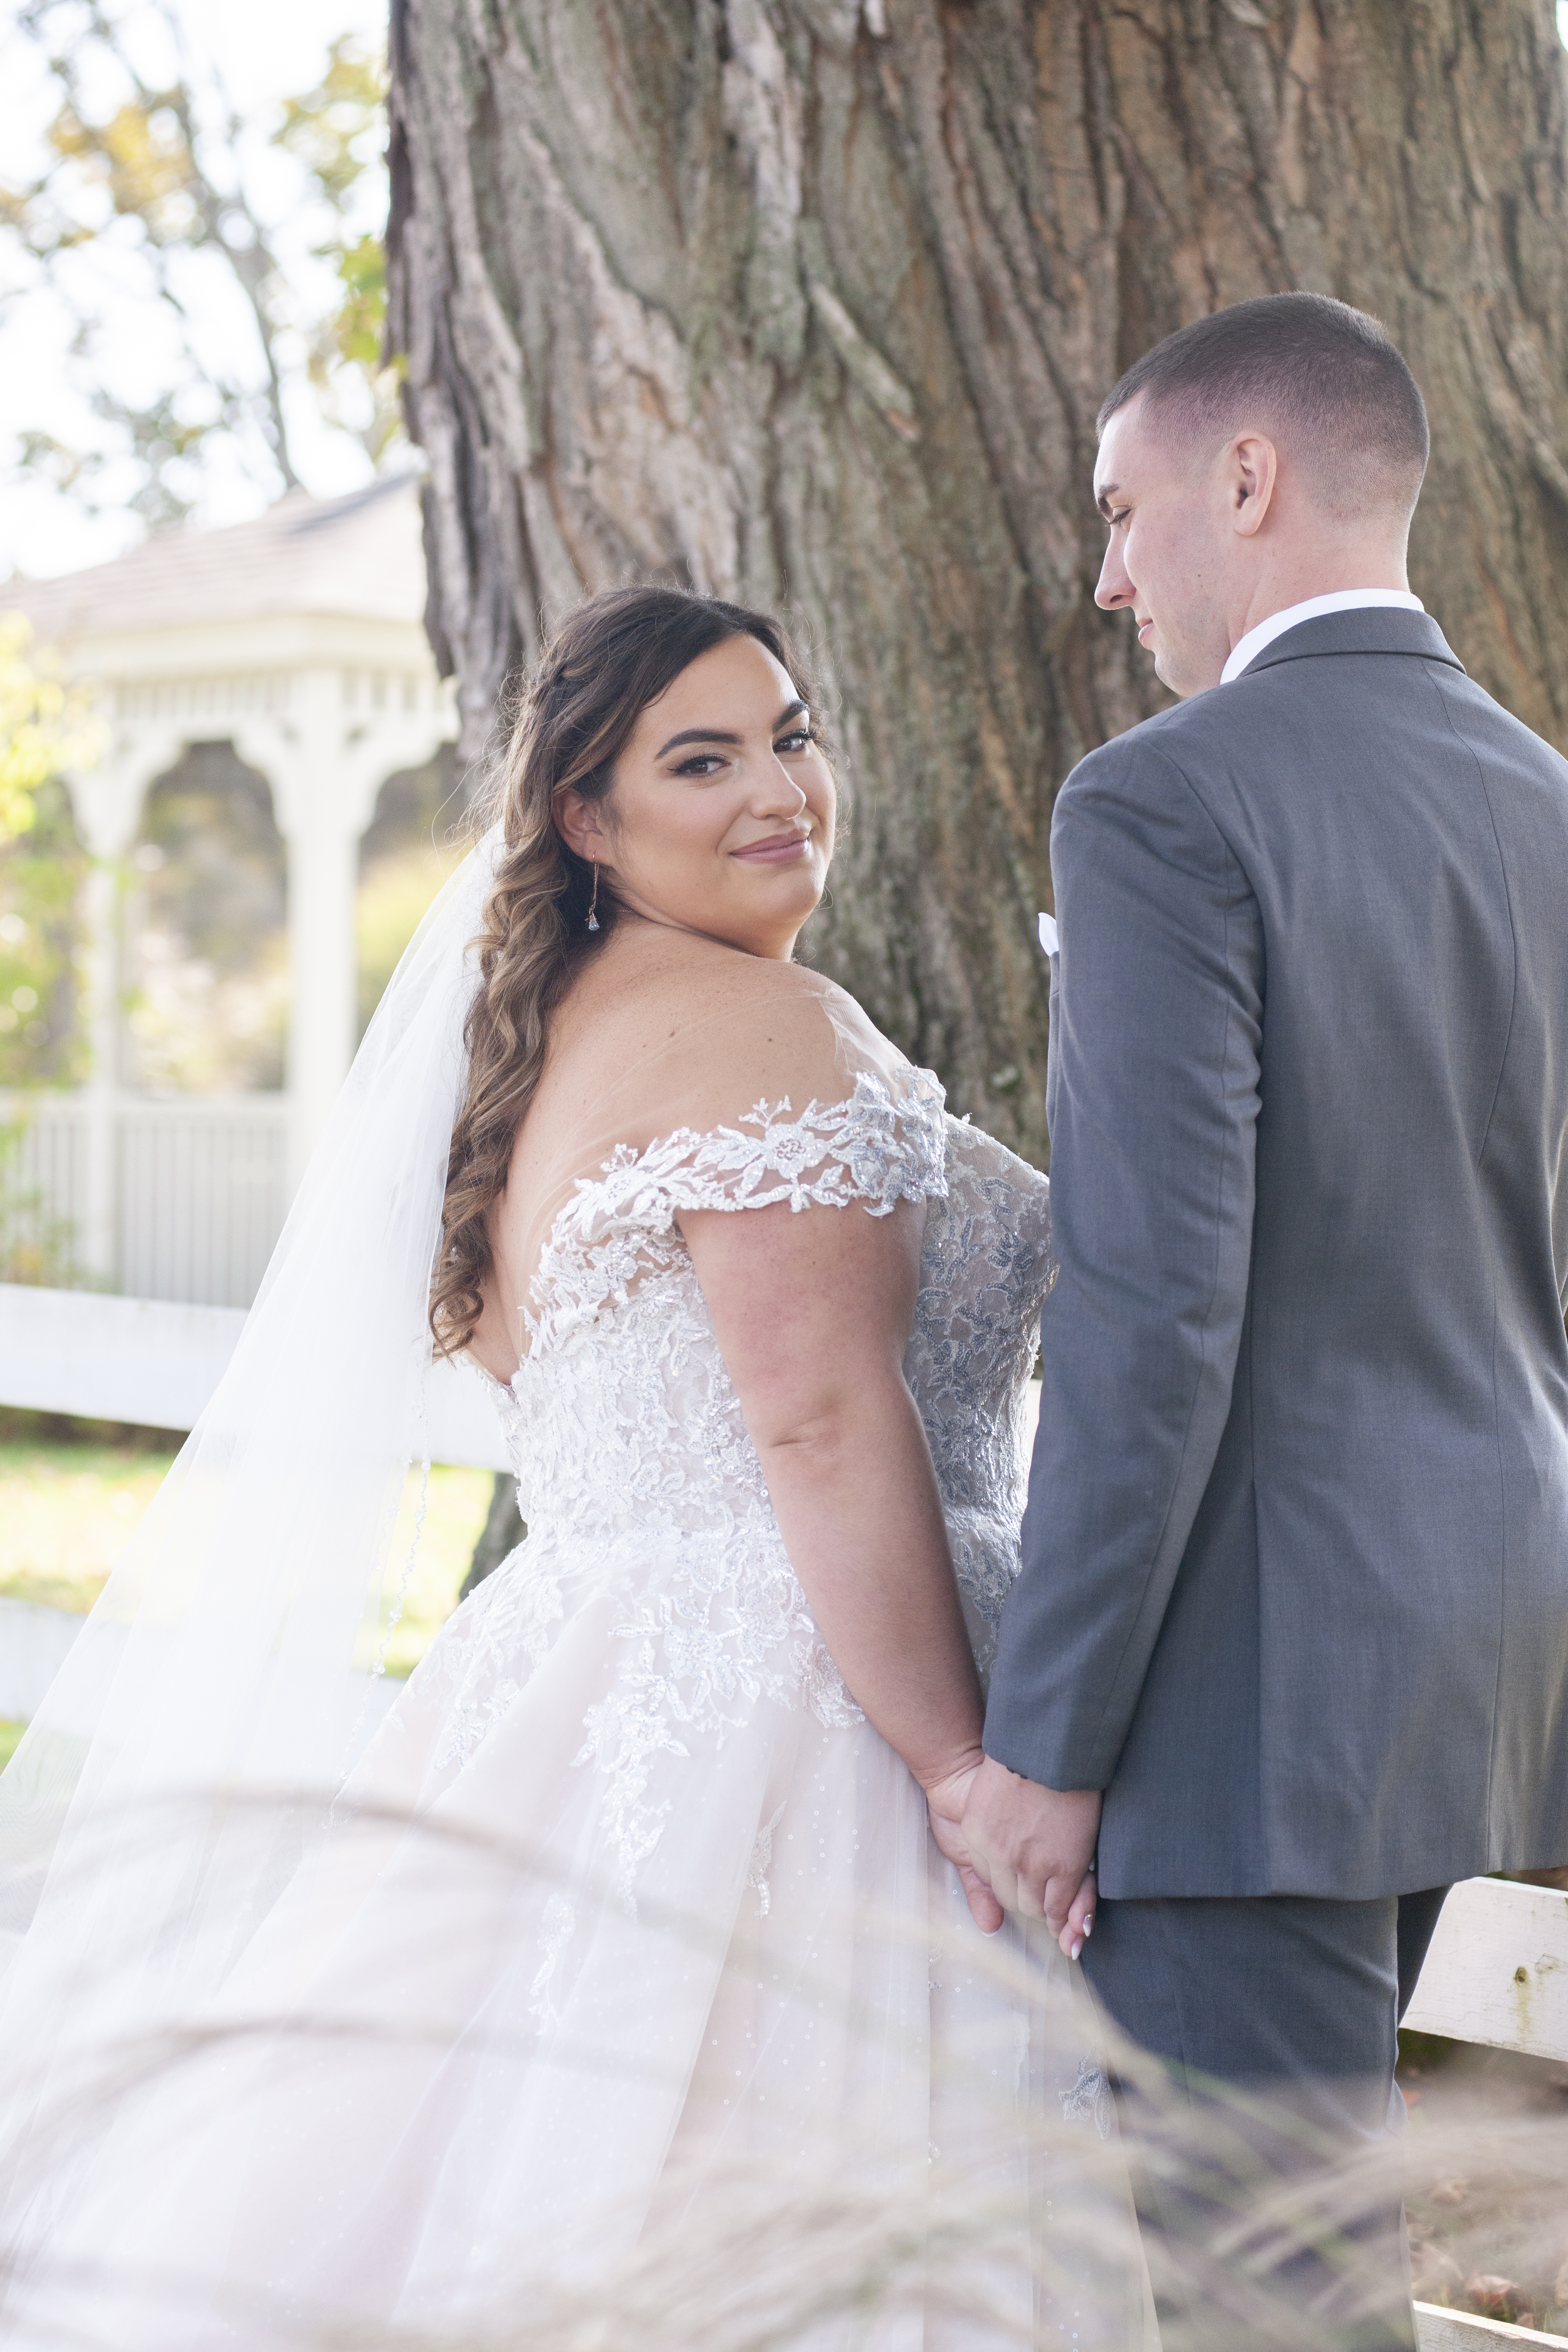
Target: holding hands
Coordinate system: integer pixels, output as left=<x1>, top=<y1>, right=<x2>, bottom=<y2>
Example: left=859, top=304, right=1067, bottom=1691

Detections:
left=929, top=1756, right=1101, bottom=1957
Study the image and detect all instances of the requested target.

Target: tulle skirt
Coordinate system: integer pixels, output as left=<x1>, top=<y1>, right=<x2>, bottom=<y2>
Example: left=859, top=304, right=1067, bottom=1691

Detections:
left=2, top=1530, right=1150, bottom=2350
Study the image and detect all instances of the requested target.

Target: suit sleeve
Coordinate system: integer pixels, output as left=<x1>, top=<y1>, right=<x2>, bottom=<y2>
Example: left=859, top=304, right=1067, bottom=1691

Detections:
left=984, top=733, right=1264, bottom=1790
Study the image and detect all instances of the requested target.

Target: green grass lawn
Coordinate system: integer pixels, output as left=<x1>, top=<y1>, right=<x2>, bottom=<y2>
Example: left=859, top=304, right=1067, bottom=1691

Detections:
left=0, top=1438, right=178, bottom=1614
left=0, top=1722, right=23, bottom=1771
left=0, top=1437, right=497, bottom=1682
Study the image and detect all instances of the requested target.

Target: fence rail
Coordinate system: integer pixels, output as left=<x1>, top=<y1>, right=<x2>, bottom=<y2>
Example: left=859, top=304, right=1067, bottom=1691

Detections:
left=0, top=1282, right=508, bottom=1468
left=1417, top=2315, right=1568, bottom=2348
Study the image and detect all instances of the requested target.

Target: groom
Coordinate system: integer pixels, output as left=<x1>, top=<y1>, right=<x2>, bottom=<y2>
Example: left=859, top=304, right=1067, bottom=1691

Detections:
left=964, top=293, right=1568, bottom=2343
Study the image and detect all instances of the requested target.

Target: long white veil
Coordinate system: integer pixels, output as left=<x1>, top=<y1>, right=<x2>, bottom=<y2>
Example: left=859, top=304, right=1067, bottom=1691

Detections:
left=0, top=829, right=500, bottom=2177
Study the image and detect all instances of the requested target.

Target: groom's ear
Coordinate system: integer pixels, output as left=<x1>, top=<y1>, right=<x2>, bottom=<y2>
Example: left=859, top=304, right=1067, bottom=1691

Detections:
left=1227, top=431, right=1279, bottom=538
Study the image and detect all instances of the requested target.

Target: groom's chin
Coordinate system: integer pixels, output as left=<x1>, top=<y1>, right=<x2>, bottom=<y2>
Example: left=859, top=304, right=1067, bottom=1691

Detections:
left=1149, top=642, right=1184, bottom=695
left=1152, top=644, right=1218, bottom=700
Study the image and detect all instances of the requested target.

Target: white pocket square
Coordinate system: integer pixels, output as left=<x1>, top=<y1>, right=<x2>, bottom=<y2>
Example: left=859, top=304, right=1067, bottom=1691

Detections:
left=1038, top=912, right=1059, bottom=955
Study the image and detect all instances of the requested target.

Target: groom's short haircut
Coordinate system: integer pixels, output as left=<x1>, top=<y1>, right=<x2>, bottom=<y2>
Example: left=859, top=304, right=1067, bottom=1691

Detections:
left=1098, top=294, right=1430, bottom=521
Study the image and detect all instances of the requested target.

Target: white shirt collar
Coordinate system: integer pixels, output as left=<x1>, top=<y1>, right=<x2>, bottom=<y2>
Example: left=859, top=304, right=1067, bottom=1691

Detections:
left=1220, top=589, right=1425, bottom=684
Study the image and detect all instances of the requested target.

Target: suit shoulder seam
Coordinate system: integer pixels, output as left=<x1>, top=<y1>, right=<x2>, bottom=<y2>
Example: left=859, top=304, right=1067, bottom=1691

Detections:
left=1069, top=735, right=1249, bottom=872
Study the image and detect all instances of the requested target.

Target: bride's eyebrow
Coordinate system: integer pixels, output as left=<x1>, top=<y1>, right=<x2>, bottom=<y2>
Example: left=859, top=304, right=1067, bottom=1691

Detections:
left=655, top=699, right=808, bottom=758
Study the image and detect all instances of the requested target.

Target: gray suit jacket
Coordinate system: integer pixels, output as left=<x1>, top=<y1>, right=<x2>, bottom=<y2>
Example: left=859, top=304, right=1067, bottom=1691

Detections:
left=986, top=608, right=1568, bottom=1900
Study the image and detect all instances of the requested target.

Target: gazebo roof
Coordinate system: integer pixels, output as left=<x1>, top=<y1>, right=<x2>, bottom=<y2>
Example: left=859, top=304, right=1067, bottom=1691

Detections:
left=2, top=475, right=426, bottom=645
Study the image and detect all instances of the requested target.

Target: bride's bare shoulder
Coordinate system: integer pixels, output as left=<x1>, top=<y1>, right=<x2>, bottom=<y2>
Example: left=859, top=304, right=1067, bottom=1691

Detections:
left=554, top=927, right=880, bottom=1119
left=579, top=924, right=820, bottom=1007
left=566, top=925, right=831, bottom=1034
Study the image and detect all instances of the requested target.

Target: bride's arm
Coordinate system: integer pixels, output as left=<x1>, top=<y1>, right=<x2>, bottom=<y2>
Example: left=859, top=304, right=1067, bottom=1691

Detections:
left=680, top=1192, right=1003, bottom=1932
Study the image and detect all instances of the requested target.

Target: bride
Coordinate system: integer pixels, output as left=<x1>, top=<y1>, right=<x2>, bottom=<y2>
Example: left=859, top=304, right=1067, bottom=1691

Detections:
left=0, top=586, right=1141, bottom=2347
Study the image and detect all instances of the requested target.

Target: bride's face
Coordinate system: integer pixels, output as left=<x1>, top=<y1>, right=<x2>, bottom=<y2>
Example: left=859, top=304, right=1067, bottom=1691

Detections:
left=560, top=634, right=836, bottom=960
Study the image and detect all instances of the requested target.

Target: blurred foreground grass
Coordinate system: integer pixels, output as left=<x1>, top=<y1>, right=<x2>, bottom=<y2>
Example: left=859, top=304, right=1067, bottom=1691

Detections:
left=0, top=1422, right=495, bottom=1679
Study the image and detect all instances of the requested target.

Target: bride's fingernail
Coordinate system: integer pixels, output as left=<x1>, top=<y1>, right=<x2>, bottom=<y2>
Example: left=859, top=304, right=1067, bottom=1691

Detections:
left=1070, top=1937, right=1083, bottom=1960
left=1083, top=1915, right=1094, bottom=1937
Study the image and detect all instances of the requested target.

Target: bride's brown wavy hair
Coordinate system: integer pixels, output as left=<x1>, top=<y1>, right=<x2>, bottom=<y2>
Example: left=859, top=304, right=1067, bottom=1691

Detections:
left=431, top=583, right=826, bottom=1358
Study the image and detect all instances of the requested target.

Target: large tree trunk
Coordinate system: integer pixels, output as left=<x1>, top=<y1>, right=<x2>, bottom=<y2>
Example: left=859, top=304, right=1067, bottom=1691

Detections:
left=387, top=0, right=1568, bottom=1164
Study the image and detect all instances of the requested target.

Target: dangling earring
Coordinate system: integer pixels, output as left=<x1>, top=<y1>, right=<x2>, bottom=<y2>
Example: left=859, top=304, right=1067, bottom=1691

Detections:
left=585, top=861, right=600, bottom=933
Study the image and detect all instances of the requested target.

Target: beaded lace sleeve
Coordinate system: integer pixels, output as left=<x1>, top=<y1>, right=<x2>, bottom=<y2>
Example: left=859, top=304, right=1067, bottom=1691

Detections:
left=526, top=1068, right=947, bottom=1358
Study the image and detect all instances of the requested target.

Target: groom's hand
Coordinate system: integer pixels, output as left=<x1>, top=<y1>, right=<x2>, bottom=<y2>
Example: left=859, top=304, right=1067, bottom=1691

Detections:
left=961, top=1757, right=1102, bottom=1957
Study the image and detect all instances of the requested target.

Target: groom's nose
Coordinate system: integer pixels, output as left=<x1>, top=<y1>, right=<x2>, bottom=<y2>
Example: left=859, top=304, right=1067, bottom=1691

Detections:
left=1095, top=534, right=1134, bottom=609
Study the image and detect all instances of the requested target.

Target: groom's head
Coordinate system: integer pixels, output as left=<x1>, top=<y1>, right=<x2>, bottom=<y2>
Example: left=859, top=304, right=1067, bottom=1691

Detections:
left=1092, top=294, right=1429, bottom=697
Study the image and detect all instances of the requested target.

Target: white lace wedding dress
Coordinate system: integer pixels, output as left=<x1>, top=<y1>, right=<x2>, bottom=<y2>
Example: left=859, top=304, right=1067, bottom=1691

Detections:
left=11, top=1070, right=1146, bottom=2349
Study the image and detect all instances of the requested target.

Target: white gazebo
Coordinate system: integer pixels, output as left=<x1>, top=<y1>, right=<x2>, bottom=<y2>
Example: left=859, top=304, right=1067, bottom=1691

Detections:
left=3, top=477, right=458, bottom=1306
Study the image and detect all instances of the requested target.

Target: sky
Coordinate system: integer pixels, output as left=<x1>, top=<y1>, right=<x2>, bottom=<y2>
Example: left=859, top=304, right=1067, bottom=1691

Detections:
left=4, top=1, right=1568, bottom=585
left=0, top=0, right=390, bottom=581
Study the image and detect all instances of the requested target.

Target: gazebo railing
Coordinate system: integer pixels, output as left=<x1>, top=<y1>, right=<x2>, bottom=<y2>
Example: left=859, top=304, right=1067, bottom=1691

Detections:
left=3, top=1089, right=290, bottom=1309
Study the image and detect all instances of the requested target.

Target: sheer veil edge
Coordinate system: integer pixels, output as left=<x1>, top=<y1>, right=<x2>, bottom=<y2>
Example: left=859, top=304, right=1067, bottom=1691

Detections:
left=0, top=828, right=505, bottom=2082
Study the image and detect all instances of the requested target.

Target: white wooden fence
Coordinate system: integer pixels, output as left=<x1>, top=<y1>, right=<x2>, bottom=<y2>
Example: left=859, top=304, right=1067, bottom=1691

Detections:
left=0, top=1283, right=508, bottom=1465
left=1417, top=2315, right=1568, bottom=2348
left=0, top=1284, right=1563, bottom=2344
left=1405, top=1881, right=1568, bottom=2343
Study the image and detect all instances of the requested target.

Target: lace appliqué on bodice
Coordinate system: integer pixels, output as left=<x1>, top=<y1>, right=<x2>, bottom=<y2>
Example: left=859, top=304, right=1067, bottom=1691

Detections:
left=525, top=1071, right=947, bottom=1358
left=392, top=1071, right=1054, bottom=1903
left=908, top=1120, right=1057, bottom=1659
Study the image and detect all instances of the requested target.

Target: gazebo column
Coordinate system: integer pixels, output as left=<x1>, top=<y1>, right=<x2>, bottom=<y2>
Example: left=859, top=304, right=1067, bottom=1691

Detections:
left=70, top=743, right=172, bottom=1279
left=69, top=747, right=166, bottom=1284
left=78, top=862, right=120, bottom=1282
left=260, top=672, right=385, bottom=1193
left=244, top=668, right=458, bottom=1200
left=281, top=803, right=362, bottom=1188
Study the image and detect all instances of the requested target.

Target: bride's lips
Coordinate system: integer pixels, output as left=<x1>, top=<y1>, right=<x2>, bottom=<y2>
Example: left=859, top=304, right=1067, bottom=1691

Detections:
left=1136, top=616, right=1155, bottom=647
left=731, top=831, right=813, bottom=865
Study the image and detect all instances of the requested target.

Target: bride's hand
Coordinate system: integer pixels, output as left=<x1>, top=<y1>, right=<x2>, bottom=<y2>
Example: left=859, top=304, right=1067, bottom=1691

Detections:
left=922, top=1755, right=1006, bottom=1935
left=959, top=1756, right=1101, bottom=1958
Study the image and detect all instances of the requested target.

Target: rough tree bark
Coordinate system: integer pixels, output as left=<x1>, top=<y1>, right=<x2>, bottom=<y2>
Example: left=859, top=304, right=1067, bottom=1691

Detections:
left=387, top=0, right=1568, bottom=1163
